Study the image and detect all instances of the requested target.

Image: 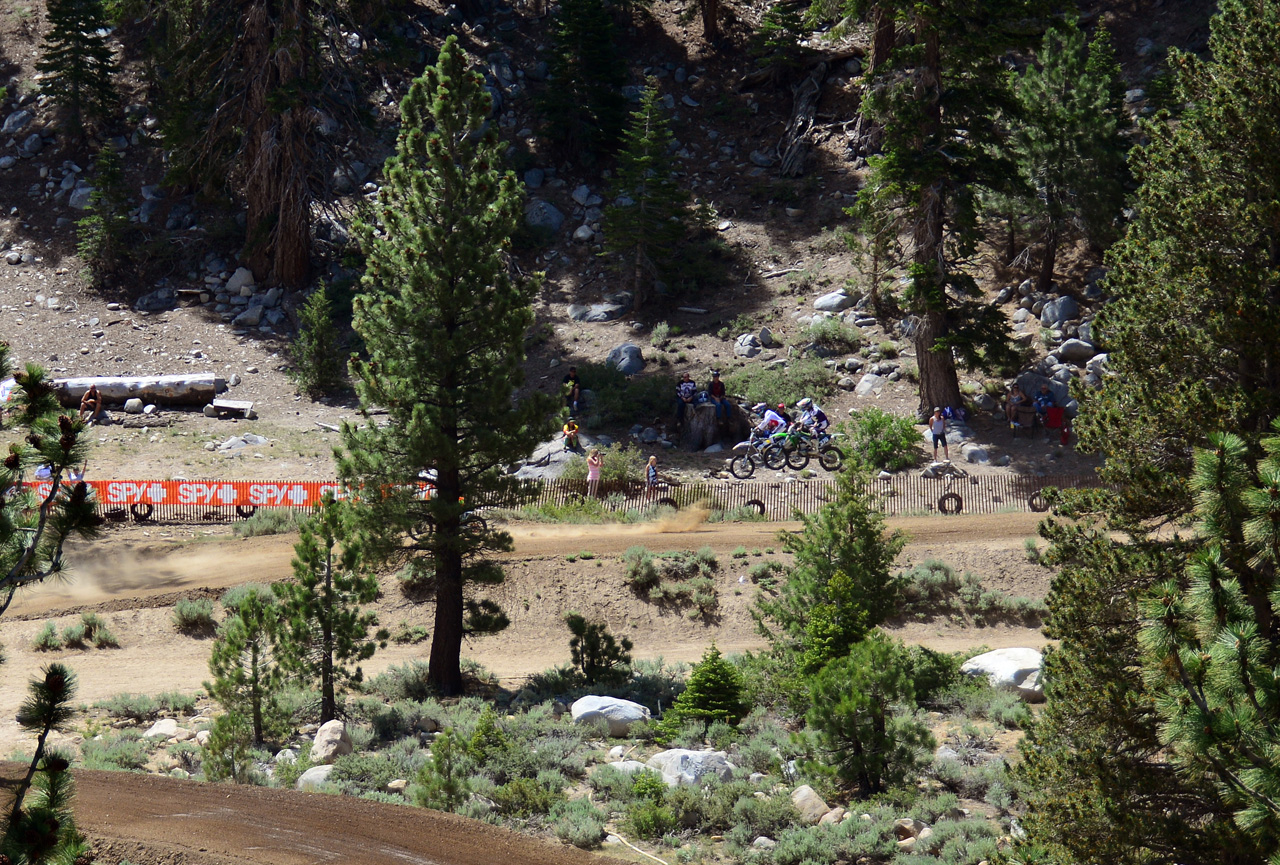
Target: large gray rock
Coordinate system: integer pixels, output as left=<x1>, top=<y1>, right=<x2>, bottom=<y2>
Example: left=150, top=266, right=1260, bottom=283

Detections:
left=1040, top=295, right=1079, bottom=327
left=297, top=764, right=336, bottom=791
left=854, top=373, right=885, bottom=396
left=224, top=266, right=255, bottom=295
left=311, top=719, right=354, bottom=764
left=605, top=760, right=651, bottom=775
left=134, top=288, right=176, bottom=312
left=233, top=305, right=263, bottom=328
left=791, top=785, right=830, bottom=825
left=525, top=199, right=565, bottom=233
left=645, top=749, right=735, bottom=787
left=814, top=290, right=854, bottom=312
left=606, top=343, right=645, bottom=376
left=143, top=718, right=179, bottom=739
left=1056, top=338, right=1095, bottom=363
left=961, top=647, right=1045, bottom=703
left=20, top=133, right=43, bottom=156
left=123, top=398, right=144, bottom=415
left=571, top=696, right=651, bottom=737
left=68, top=186, right=95, bottom=210
left=568, top=302, right=628, bottom=322
left=734, top=333, right=762, bottom=358
left=2, top=110, right=33, bottom=135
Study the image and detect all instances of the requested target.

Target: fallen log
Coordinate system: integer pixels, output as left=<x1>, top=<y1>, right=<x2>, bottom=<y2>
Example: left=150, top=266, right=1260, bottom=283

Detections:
left=52, top=373, right=225, bottom=408
left=777, top=61, right=829, bottom=177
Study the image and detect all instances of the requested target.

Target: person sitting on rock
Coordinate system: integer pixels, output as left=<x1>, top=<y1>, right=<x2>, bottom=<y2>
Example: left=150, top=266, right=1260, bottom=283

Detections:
left=562, top=366, right=581, bottom=414
left=563, top=417, right=581, bottom=452
left=1006, top=384, right=1026, bottom=424
left=675, top=372, right=697, bottom=427
left=79, top=384, right=104, bottom=425
left=706, top=370, right=729, bottom=421
left=1034, top=384, right=1057, bottom=417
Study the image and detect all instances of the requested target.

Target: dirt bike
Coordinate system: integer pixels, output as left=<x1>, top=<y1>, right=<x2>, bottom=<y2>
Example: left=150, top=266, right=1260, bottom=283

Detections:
left=762, top=428, right=813, bottom=470
left=792, top=429, right=845, bottom=472
left=729, top=434, right=773, bottom=479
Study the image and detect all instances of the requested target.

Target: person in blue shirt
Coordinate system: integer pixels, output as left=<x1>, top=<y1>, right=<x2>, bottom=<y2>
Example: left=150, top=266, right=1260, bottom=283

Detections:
left=1034, top=384, right=1056, bottom=417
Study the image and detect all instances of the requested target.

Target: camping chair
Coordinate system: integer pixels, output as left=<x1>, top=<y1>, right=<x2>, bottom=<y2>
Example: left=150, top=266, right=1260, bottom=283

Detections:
left=1012, top=405, right=1037, bottom=437
left=1042, top=406, right=1066, bottom=442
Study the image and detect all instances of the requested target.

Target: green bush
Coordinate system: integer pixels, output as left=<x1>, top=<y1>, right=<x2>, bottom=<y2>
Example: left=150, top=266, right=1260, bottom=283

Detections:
left=808, top=316, right=863, bottom=351
left=63, top=612, right=117, bottom=649
left=622, top=547, right=719, bottom=618
left=172, top=597, right=216, bottom=634
left=389, top=622, right=429, bottom=644
left=291, top=285, right=346, bottom=397
left=331, top=751, right=404, bottom=797
left=32, top=621, right=61, bottom=652
left=414, top=728, right=472, bottom=810
left=491, top=776, right=565, bottom=817
left=658, top=644, right=746, bottom=740
left=80, top=729, right=150, bottom=771
left=550, top=798, right=607, bottom=848
left=723, top=357, right=835, bottom=406
left=94, top=693, right=158, bottom=721
left=626, top=799, right=678, bottom=839
left=572, top=362, right=673, bottom=428
left=234, top=508, right=306, bottom=538
left=565, top=612, right=633, bottom=686
left=842, top=408, right=921, bottom=471
left=560, top=442, right=648, bottom=484
left=899, top=560, right=1047, bottom=626
left=365, top=661, right=434, bottom=702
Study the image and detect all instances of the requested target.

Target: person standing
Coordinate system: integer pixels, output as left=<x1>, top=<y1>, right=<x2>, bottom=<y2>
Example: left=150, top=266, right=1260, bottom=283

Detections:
left=930, top=407, right=950, bottom=462
left=586, top=448, right=602, bottom=498
left=646, top=455, right=659, bottom=493
left=562, top=366, right=581, bottom=413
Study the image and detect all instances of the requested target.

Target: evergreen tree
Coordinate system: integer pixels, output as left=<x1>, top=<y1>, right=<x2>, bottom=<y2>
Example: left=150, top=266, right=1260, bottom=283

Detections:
left=340, top=36, right=559, bottom=696
left=0, top=344, right=99, bottom=619
left=1010, top=22, right=1128, bottom=292
left=206, top=584, right=285, bottom=745
left=3, top=665, right=90, bottom=864
left=657, top=644, right=746, bottom=737
left=565, top=612, right=633, bottom=686
left=76, top=146, right=131, bottom=288
left=805, top=632, right=933, bottom=795
left=291, top=287, right=345, bottom=398
left=201, top=711, right=257, bottom=784
left=541, top=0, right=627, bottom=158
left=275, top=497, right=384, bottom=724
left=36, top=0, right=118, bottom=137
left=853, top=0, right=1036, bottom=415
left=755, top=467, right=906, bottom=676
left=604, top=82, right=691, bottom=308
left=1013, top=3, right=1280, bottom=861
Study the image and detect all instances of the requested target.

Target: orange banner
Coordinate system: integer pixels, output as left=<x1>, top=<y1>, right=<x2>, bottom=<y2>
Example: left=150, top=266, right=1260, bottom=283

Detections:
left=24, top=480, right=348, bottom=508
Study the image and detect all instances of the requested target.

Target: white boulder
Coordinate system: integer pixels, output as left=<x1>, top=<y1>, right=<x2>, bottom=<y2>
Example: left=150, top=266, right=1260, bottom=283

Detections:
left=311, top=719, right=354, bottom=764
left=606, top=760, right=651, bottom=775
left=224, top=266, right=255, bottom=295
left=571, top=696, right=651, bottom=737
left=961, top=648, right=1045, bottom=703
left=645, top=749, right=735, bottom=787
left=814, top=290, right=854, bottom=312
left=790, top=785, right=830, bottom=824
left=143, top=718, right=179, bottom=739
left=297, top=764, right=336, bottom=791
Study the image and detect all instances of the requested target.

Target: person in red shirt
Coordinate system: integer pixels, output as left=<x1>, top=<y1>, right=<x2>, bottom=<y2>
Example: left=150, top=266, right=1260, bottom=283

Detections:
left=706, top=369, right=729, bottom=420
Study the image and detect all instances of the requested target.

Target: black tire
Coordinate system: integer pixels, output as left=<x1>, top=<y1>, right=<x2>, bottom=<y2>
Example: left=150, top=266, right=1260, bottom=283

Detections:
left=763, top=445, right=787, bottom=470
left=1028, top=492, right=1049, bottom=513
left=729, top=455, right=757, bottom=479
left=785, top=448, right=810, bottom=470
left=744, top=499, right=767, bottom=515
left=655, top=497, right=678, bottom=510
left=236, top=504, right=258, bottom=519
left=105, top=507, right=128, bottom=523
left=938, top=492, right=963, bottom=515
left=818, top=446, right=844, bottom=472
left=130, top=502, right=154, bottom=522
left=464, top=515, right=489, bottom=534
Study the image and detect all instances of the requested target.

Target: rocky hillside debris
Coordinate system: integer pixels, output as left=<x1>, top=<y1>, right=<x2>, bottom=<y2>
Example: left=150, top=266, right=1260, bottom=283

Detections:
left=961, top=647, right=1045, bottom=703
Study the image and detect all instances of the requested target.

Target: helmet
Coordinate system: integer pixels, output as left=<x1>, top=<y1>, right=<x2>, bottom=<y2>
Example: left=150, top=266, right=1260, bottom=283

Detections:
left=753, top=403, right=767, bottom=414
left=797, top=398, right=813, bottom=410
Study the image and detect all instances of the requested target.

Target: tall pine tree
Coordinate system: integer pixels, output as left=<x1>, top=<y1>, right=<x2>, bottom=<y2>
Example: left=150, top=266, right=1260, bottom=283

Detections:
left=207, top=584, right=285, bottom=745
left=541, top=0, right=627, bottom=159
left=36, top=0, right=118, bottom=137
left=341, top=37, right=558, bottom=695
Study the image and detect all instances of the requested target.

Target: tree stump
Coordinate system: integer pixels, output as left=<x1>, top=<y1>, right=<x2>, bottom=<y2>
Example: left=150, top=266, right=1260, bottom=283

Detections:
left=680, top=401, right=751, bottom=452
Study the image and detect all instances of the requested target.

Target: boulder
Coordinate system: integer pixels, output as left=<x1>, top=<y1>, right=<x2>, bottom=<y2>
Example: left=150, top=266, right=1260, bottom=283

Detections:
left=961, top=647, right=1045, bottom=703
left=523, top=168, right=544, bottom=188
left=790, top=785, right=830, bottom=825
left=734, top=333, right=762, bottom=358
left=759, top=326, right=774, bottom=347
left=123, top=398, right=144, bottom=414
left=68, top=186, right=95, bottom=210
left=297, top=764, right=336, bottom=792
left=233, top=306, right=263, bottom=328
left=962, top=443, right=989, bottom=464
left=2, top=110, right=33, bottom=135
left=814, top=290, right=854, bottom=312
left=573, top=224, right=595, bottom=242
left=753, top=837, right=777, bottom=849
left=854, top=373, right=885, bottom=396
left=525, top=199, right=565, bottom=233
left=143, top=718, right=179, bottom=739
left=568, top=302, right=629, bottom=322
left=195, top=729, right=211, bottom=746
left=645, top=749, right=735, bottom=787
left=225, top=267, right=255, bottom=295
left=895, top=818, right=929, bottom=840
left=606, top=343, right=645, bottom=376
left=605, top=760, right=651, bottom=775
left=311, top=719, right=354, bottom=764
left=974, top=392, right=998, bottom=412
left=1040, top=295, right=1079, bottom=327
left=1056, top=338, right=1095, bottom=363
left=819, top=807, right=848, bottom=825
left=570, top=696, right=651, bottom=736
left=572, top=184, right=592, bottom=206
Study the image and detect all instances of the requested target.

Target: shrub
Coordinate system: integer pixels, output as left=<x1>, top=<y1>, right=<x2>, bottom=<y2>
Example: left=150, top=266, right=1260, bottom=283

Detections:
left=899, top=560, right=1047, bottom=626
left=94, top=693, right=158, bottom=721
left=389, top=622, right=429, bottom=644
left=561, top=442, right=647, bottom=483
left=627, top=800, right=678, bottom=839
left=651, top=321, right=672, bottom=347
left=808, top=316, right=863, bottom=351
left=32, top=622, right=61, bottom=652
left=331, top=751, right=403, bottom=797
left=1023, top=537, right=1042, bottom=563
left=80, top=729, right=150, bottom=771
left=551, top=798, right=607, bottom=848
left=748, top=560, right=784, bottom=589
left=365, top=661, right=434, bottom=702
left=565, top=612, right=633, bottom=686
left=234, top=508, right=305, bottom=538
left=723, top=357, right=835, bottom=406
left=623, top=548, right=720, bottom=618
left=572, top=363, right=673, bottom=428
left=491, top=776, right=565, bottom=817
left=172, top=597, right=216, bottom=634
left=878, top=340, right=899, bottom=358
left=65, top=612, right=117, bottom=649
left=291, top=285, right=346, bottom=397
left=842, top=408, right=920, bottom=471
left=658, top=644, right=746, bottom=740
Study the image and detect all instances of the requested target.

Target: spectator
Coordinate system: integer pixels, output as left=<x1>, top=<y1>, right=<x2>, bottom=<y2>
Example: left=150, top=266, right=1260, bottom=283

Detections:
left=586, top=448, right=602, bottom=498
left=562, top=366, right=581, bottom=414
left=930, top=406, right=950, bottom=462
left=776, top=403, right=794, bottom=427
left=675, top=372, right=697, bottom=427
left=1006, top=383, right=1026, bottom=423
left=1034, top=383, right=1056, bottom=417
left=79, top=384, right=104, bottom=425
left=646, top=455, right=659, bottom=493
left=563, top=416, right=581, bottom=452
left=706, top=369, right=729, bottom=421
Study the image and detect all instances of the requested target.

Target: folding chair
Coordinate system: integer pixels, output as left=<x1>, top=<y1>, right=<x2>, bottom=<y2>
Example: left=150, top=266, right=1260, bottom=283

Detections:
left=1042, top=406, right=1066, bottom=441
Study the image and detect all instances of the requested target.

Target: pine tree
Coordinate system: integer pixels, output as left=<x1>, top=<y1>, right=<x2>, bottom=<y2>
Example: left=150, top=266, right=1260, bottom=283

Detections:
left=1010, top=21, right=1128, bottom=292
left=565, top=612, right=633, bottom=686
left=1013, top=2, right=1280, bottom=860
left=291, top=287, right=345, bottom=398
left=604, top=82, right=691, bottom=308
left=202, top=711, right=257, bottom=784
left=206, top=584, right=285, bottom=745
left=36, top=0, right=118, bottom=137
left=275, top=497, right=384, bottom=724
left=541, top=0, right=627, bottom=159
left=76, top=145, right=131, bottom=288
left=0, top=344, right=100, bottom=619
left=340, top=36, right=559, bottom=696
left=3, top=665, right=90, bottom=864
left=658, top=644, right=746, bottom=737
left=853, top=0, right=1037, bottom=416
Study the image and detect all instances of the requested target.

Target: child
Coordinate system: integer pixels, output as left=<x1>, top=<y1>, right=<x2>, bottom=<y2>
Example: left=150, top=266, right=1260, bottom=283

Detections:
left=930, top=407, right=950, bottom=463
left=646, top=455, right=659, bottom=492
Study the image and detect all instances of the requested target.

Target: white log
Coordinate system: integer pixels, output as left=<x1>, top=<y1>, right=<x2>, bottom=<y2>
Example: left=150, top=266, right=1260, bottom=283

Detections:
left=52, top=373, right=224, bottom=407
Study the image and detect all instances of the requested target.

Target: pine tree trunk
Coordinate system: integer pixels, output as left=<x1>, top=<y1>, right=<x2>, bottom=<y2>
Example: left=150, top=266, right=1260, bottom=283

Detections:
left=915, top=309, right=963, bottom=417
left=251, top=643, right=264, bottom=744
left=1036, top=226, right=1057, bottom=294
left=429, top=551, right=465, bottom=696
left=870, top=5, right=895, bottom=72
left=701, top=0, right=718, bottom=43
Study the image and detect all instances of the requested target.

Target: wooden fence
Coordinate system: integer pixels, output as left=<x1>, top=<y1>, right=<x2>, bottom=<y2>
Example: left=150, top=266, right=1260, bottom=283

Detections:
left=65, top=472, right=1102, bottom=525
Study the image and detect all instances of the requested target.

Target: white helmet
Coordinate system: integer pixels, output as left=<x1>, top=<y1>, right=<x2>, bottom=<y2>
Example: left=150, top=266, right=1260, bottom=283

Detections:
left=797, top=398, right=813, bottom=411
left=752, top=403, right=767, bottom=415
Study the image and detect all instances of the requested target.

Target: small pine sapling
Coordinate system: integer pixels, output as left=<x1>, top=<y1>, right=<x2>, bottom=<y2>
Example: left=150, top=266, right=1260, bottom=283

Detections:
left=657, top=644, right=745, bottom=739
left=565, top=612, right=633, bottom=686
